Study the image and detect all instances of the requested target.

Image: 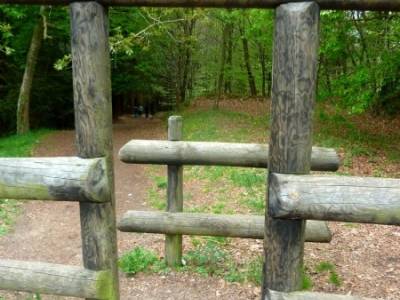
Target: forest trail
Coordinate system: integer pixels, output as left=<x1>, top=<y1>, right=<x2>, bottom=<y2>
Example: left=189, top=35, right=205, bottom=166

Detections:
left=0, top=115, right=256, bottom=300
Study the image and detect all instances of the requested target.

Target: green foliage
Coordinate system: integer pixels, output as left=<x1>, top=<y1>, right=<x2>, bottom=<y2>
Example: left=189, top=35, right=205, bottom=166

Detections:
left=319, top=11, right=400, bottom=114
left=301, top=274, right=313, bottom=290
left=184, top=237, right=263, bottom=285
left=118, top=247, right=159, bottom=275
left=184, top=239, right=227, bottom=276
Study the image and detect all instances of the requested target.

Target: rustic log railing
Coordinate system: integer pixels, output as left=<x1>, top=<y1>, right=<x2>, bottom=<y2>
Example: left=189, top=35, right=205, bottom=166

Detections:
left=119, top=140, right=339, bottom=171
left=269, top=173, right=400, bottom=226
left=266, top=289, right=375, bottom=300
left=118, top=211, right=332, bottom=242
left=0, top=259, right=112, bottom=299
left=0, top=157, right=109, bottom=202
left=118, top=115, right=335, bottom=268
left=1, top=0, right=398, bottom=299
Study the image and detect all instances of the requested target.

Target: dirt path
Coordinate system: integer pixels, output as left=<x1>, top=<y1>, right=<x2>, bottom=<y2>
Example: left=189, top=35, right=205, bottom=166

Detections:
left=0, top=116, right=254, bottom=300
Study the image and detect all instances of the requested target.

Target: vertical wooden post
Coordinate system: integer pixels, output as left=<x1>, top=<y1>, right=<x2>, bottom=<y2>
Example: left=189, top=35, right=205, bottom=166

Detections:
left=263, top=2, right=319, bottom=298
left=165, top=116, right=183, bottom=267
left=70, top=2, right=119, bottom=299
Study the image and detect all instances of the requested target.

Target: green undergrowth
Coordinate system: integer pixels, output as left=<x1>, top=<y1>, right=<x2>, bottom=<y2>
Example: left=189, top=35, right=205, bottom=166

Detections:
left=119, top=238, right=264, bottom=286
left=314, top=108, right=400, bottom=169
left=119, top=240, right=340, bottom=289
left=0, top=129, right=51, bottom=236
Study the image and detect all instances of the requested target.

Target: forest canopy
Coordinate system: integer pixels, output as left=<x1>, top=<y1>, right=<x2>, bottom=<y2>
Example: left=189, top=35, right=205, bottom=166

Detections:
left=0, top=6, right=399, bottom=135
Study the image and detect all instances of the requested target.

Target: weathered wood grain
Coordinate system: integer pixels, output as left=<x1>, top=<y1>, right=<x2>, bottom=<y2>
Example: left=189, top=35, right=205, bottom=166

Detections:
left=263, top=2, right=319, bottom=295
left=165, top=116, right=184, bottom=267
left=0, top=157, right=109, bottom=202
left=1, top=0, right=399, bottom=11
left=0, top=259, right=112, bottom=299
left=70, top=2, right=119, bottom=299
left=266, top=289, right=376, bottom=300
left=118, top=211, right=332, bottom=243
left=269, top=173, right=400, bottom=226
left=119, top=140, right=339, bottom=171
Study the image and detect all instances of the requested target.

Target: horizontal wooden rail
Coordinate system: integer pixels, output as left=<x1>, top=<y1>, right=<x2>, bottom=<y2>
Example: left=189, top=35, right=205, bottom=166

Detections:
left=0, top=259, right=112, bottom=299
left=0, top=0, right=399, bottom=11
left=0, top=157, right=109, bottom=203
left=267, top=289, right=375, bottom=300
left=269, top=173, right=400, bottom=225
left=119, top=140, right=339, bottom=171
left=118, top=211, right=332, bottom=242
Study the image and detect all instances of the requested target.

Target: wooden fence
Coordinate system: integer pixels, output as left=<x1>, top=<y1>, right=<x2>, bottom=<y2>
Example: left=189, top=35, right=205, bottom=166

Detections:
left=0, top=0, right=398, bottom=299
left=118, top=116, right=337, bottom=267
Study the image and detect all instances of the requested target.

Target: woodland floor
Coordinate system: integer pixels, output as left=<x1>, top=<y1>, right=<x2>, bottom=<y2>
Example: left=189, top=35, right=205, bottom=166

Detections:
left=0, top=99, right=400, bottom=299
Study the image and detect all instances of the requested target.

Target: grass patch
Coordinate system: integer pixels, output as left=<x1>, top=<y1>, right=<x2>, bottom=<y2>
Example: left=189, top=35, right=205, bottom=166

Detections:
left=301, top=272, right=313, bottom=290
left=0, top=129, right=51, bottom=157
left=147, top=187, right=166, bottom=210
left=0, top=199, right=21, bottom=236
left=316, top=261, right=342, bottom=287
left=183, top=237, right=263, bottom=285
left=182, top=109, right=267, bottom=143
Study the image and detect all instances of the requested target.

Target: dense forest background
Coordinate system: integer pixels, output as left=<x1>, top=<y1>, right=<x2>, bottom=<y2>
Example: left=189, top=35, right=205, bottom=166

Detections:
left=0, top=6, right=399, bottom=135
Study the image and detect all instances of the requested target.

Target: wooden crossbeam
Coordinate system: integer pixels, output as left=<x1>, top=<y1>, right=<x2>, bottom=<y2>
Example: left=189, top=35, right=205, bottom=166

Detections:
left=0, top=0, right=399, bottom=11
left=119, top=140, right=339, bottom=171
left=266, top=289, right=376, bottom=300
left=0, top=259, right=112, bottom=299
left=269, top=173, right=400, bottom=226
left=118, top=211, right=332, bottom=243
left=0, top=157, right=109, bottom=202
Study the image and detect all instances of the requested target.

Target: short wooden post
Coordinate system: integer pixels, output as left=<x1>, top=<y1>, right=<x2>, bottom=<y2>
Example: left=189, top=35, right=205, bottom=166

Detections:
left=70, top=2, right=119, bottom=299
left=165, top=116, right=184, bottom=267
left=262, top=2, right=320, bottom=297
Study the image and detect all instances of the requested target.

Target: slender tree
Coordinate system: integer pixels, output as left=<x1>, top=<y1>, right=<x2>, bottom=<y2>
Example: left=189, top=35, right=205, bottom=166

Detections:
left=239, top=18, right=257, bottom=97
left=16, top=6, right=45, bottom=134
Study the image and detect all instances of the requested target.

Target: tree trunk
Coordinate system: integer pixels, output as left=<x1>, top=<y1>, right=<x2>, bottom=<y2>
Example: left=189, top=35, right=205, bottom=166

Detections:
left=239, top=21, right=257, bottom=97
left=216, top=22, right=228, bottom=108
left=224, top=22, right=233, bottom=94
left=258, top=43, right=266, bottom=98
left=16, top=7, right=44, bottom=135
left=177, top=11, right=196, bottom=110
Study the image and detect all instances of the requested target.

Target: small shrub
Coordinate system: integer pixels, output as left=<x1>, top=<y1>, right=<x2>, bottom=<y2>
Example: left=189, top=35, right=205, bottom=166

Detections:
left=119, top=247, right=158, bottom=275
